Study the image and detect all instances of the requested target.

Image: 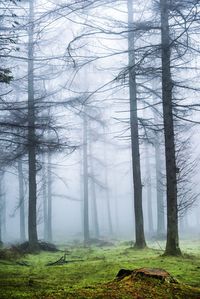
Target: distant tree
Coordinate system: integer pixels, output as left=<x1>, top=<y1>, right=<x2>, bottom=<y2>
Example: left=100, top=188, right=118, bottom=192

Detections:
left=88, top=128, right=100, bottom=239
left=144, top=142, right=154, bottom=237
left=82, top=104, right=90, bottom=243
left=0, top=0, right=18, bottom=84
left=17, top=158, right=26, bottom=242
left=47, top=151, right=53, bottom=242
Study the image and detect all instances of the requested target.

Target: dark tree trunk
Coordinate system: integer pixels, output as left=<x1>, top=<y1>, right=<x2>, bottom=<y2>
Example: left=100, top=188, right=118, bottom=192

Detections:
left=160, top=0, right=181, bottom=255
left=127, top=0, right=146, bottom=249
left=17, top=159, right=26, bottom=242
left=47, top=152, right=52, bottom=242
left=83, top=106, right=90, bottom=243
left=28, top=0, right=38, bottom=251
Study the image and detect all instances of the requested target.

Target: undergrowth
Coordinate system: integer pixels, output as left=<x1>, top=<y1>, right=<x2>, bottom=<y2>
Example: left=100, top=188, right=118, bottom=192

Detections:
left=0, top=240, right=199, bottom=298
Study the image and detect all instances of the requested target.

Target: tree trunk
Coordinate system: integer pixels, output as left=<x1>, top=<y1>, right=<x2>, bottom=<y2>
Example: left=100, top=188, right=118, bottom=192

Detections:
left=160, top=0, right=181, bottom=255
left=47, top=152, right=52, bottom=242
left=103, top=130, right=113, bottom=237
left=152, top=87, right=165, bottom=238
left=89, top=165, right=99, bottom=239
left=1, top=174, right=6, bottom=241
left=42, top=153, right=48, bottom=240
left=28, top=0, right=38, bottom=251
left=145, top=144, right=153, bottom=236
left=89, top=135, right=99, bottom=239
left=83, top=106, right=90, bottom=243
left=1, top=193, right=6, bottom=242
left=17, top=159, right=26, bottom=242
left=0, top=175, right=2, bottom=246
left=155, top=138, right=165, bottom=238
left=127, top=0, right=146, bottom=248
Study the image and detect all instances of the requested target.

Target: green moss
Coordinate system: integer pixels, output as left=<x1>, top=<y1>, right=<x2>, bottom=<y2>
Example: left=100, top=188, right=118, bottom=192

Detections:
left=0, top=240, right=200, bottom=298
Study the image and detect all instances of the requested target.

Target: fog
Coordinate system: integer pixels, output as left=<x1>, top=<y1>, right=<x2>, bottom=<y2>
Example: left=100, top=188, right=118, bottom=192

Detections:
left=0, top=0, right=200, bottom=254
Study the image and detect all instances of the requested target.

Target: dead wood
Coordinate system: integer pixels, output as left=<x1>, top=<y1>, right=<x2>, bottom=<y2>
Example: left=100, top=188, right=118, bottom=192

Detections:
left=116, top=267, right=178, bottom=283
left=46, top=254, right=84, bottom=266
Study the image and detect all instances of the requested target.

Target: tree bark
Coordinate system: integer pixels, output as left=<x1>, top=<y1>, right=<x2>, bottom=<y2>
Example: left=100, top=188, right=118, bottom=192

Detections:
left=160, top=0, right=181, bottom=255
left=42, top=153, right=48, bottom=240
left=28, top=0, right=38, bottom=251
left=47, top=152, right=52, bottom=242
left=103, top=130, right=113, bottom=237
left=83, top=106, right=90, bottom=243
left=152, top=87, right=165, bottom=238
left=127, top=0, right=146, bottom=248
left=155, top=138, right=165, bottom=238
left=145, top=144, right=153, bottom=236
left=17, top=159, right=26, bottom=242
left=0, top=174, right=2, bottom=245
left=1, top=174, right=6, bottom=242
left=89, top=134, right=99, bottom=239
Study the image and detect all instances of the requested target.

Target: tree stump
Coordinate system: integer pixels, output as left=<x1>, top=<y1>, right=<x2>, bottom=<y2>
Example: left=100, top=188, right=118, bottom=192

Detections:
left=116, top=267, right=178, bottom=283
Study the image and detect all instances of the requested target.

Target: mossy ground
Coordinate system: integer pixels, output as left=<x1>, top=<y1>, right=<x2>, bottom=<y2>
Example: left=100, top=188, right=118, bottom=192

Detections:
left=0, top=240, right=200, bottom=298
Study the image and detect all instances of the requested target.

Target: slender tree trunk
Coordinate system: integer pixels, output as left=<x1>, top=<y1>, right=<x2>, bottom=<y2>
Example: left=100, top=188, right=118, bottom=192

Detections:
left=42, top=154, right=48, bottom=240
left=1, top=175, right=6, bottom=241
left=2, top=193, right=6, bottom=241
left=0, top=175, right=2, bottom=246
left=89, top=135, right=99, bottom=239
left=83, top=106, right=90, bottom=243
left=113, top=173, right=119, bottom=238
left=103, top=130, right=113, bottom=237
left=145, top=144, right=153, bottom=236
left=28, top=0, right=38, bottom=251
left=47, top=152, right=52, bottom=242
left=152, top=83, right=165, bottom=238
left=79, top=148, right=84, bottom=236
left=160, top=0, right=181, bottom=255
left=127, top=0, right=146, bottom=248
left=90, top=166, right=99, bottom=239
left=155, top=139, right=165, bottom=238
left=18, top=159, right=26, bottom=242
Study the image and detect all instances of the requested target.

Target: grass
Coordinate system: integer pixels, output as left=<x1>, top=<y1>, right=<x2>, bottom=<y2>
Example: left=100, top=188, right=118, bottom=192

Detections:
left=0, top=240, right=200, bottom=298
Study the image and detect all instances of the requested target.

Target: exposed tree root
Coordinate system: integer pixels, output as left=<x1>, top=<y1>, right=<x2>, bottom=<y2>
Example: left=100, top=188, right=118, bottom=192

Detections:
left=46, top=254, right=84, bottom=266
left=16, top=261, right=31, bottom=267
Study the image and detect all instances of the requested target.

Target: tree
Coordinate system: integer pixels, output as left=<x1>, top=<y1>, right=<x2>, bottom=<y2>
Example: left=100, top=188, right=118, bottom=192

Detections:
left=127, top=0, right=146, bottom=249
left=88, top=130, right=100, bottom=239
left=47, top=151, right=53, bottom=242
left=0, top=172, right=4, bottom=245
left=144, top=142, right=154, bottom=237
left=27, top=0, right=39, bottom=251
left=0, top=0, right=17, bottom=84
left=17, top=159, right=26, bottom=242
left=160, top=0, right=181, bottom=256
left=83, top=104, right=90, bottom=243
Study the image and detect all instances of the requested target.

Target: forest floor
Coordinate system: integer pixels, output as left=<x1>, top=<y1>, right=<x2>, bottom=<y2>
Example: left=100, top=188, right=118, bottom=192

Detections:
left=0, top=240, right=200, bottom=298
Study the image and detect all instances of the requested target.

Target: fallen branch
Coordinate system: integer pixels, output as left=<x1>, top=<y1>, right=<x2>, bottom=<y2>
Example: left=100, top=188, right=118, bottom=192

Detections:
left=46, top=254, right=84, bottom=266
